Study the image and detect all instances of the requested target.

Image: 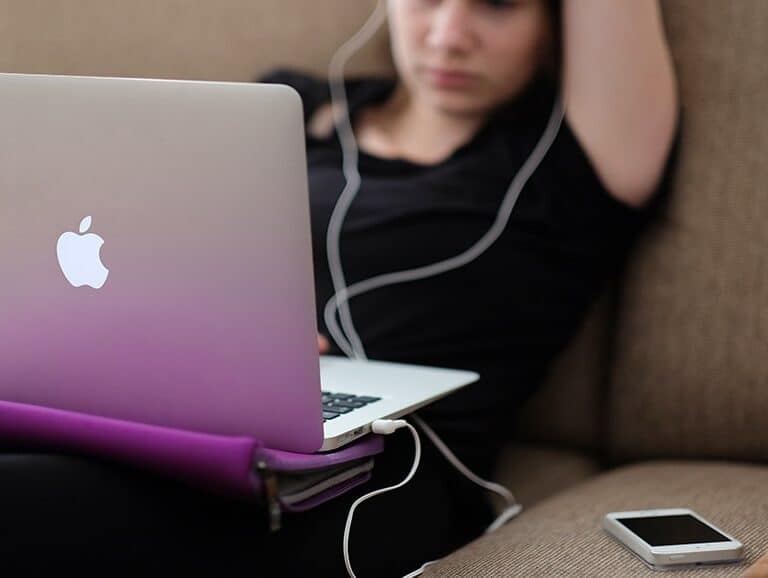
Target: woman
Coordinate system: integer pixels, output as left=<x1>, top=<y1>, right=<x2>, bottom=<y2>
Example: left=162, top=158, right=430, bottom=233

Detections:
left=0, top=1, right=680, bottom=576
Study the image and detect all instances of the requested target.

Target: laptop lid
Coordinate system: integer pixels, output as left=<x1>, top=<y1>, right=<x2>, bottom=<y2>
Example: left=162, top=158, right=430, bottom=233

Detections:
left=0, top=73, right=325, bottom=453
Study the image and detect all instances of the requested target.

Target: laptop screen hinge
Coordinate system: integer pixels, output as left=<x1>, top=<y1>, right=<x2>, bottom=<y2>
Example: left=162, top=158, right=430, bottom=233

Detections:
left=255, top=459, right=282, bottom=532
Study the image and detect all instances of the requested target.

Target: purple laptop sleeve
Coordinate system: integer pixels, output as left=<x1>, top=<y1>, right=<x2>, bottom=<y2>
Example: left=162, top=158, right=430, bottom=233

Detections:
left=0, top=399, right=385, bottom=521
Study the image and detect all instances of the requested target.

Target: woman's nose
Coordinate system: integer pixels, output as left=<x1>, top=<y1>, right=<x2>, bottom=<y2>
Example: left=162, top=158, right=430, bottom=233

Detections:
left=426, top=0, right=475, bottom=53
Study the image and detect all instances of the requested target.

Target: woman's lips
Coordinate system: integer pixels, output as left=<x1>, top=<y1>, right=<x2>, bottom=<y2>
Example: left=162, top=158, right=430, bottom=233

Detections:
left=424, top=67, right=475, bottom=89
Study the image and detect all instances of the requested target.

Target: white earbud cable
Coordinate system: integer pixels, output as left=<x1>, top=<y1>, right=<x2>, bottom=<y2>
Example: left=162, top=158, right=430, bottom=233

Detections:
left=324, top=1, right=564, bottom=576
left=325, top=0, right=565, bottom=360
left=326, top=0, right=389, bottom=359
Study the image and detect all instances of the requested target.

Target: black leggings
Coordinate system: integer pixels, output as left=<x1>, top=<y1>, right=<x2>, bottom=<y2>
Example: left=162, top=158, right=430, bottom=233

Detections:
left=0, top=429, right=496, bottom=577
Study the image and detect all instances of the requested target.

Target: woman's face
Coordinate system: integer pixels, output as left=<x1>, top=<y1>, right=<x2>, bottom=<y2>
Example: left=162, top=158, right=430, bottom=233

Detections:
left=387, top=0, right=554, bottom=118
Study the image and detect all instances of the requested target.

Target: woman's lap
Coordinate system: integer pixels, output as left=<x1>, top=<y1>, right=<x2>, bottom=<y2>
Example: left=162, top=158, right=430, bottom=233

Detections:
left=0, top=430, right=496, bottom=577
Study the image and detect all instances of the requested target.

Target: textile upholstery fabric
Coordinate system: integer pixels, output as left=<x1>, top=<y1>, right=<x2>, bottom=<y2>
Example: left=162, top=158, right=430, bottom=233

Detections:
left=607, top=0, right=768, bottom=462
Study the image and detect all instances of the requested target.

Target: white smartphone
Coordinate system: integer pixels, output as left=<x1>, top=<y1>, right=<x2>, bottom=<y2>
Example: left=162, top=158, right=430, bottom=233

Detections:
left=603, top=508, right=744, bottom=570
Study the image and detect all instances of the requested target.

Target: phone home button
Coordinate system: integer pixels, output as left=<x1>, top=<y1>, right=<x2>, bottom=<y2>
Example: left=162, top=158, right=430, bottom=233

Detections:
left=669, top=554, right=688, bottom=561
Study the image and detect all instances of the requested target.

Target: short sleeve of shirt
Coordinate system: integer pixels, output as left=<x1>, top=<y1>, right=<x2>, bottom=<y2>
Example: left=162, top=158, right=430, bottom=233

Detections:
left=533, top=106, right=683, bottom=263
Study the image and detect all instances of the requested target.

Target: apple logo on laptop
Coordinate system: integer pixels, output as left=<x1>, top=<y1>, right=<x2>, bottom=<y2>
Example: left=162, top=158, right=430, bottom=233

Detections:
left=56, top=216, right=110, bottom=289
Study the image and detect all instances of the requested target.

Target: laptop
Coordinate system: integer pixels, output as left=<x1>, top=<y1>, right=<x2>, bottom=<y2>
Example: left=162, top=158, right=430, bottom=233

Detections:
left=0, top=72, right=479, bottom=454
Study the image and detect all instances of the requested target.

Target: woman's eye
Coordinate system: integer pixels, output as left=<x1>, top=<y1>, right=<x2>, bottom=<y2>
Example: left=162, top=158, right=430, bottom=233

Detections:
left=482, top=0, right=519, bottom=8
left=411, top=0, right=520, bottom=9
left=410, top=0, right=521, bottom=12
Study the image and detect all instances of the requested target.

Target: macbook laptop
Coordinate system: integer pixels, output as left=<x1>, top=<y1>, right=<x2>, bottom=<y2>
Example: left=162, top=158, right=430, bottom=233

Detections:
left=0, top=72, right=479, bottom=453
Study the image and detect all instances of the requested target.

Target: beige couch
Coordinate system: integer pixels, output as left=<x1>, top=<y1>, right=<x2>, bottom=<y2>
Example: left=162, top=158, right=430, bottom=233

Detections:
left=3, top=1, right=767, bottom=575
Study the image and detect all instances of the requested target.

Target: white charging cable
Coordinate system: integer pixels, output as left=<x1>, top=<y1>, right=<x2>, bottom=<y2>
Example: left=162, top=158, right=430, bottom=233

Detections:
left=343, top=419, right=420, bottom=578
left=343, top=417, right=523, bottom=578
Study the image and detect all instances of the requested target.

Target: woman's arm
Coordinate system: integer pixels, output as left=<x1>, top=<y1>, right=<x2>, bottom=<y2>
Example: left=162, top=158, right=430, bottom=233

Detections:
left=562, top=0, right=680, bottom=207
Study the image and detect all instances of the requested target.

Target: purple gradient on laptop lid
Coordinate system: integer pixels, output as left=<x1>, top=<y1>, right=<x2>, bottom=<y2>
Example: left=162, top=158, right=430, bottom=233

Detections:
left=0, top=73, right=325, bottom=453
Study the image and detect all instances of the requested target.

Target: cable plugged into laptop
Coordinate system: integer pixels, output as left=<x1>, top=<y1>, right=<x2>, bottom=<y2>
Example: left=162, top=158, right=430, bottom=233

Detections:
left=370, top=418, right=408, bottom=435
left=343, top=417, right=524, bottom=578
left=343, top=419, right=421, bottom=578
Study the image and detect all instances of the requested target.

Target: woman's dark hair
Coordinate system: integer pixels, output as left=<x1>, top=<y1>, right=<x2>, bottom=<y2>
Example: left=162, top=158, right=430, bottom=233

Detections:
left=543, top=0, right=563, bottom=84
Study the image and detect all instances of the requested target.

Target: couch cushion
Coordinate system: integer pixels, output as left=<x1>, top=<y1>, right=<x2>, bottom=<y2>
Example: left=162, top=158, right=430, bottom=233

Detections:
left=491, top=443, right=600, bottom=511
left=0, top=0, right=392, bottom=80
left=608, top=0, right=768, bottom=462
left=427, top=461, right=768, bottom=577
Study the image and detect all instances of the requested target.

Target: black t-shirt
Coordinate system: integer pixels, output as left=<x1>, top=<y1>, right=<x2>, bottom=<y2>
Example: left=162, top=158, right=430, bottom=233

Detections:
left=258, top=67, right=681, bottom=448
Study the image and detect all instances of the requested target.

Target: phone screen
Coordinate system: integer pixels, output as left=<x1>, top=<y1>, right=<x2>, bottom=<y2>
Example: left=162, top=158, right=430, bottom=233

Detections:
left=617, top=514, right=731, bottom=546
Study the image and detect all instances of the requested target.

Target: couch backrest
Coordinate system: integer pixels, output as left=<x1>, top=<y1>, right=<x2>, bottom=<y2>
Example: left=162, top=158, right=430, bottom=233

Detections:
left=0, top=0, right=390, bottom=80
left=606, top=0, right=768, bottom=463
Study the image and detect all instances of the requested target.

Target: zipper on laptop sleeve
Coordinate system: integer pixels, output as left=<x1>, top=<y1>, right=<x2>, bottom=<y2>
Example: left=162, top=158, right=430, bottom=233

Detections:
left=255, top=460, right=282, bottom=532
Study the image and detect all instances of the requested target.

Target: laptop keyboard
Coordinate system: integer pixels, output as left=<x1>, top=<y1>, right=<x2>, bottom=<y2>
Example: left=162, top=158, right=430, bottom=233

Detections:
left=321, top=391, right=381, bottom=422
